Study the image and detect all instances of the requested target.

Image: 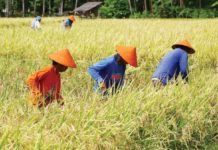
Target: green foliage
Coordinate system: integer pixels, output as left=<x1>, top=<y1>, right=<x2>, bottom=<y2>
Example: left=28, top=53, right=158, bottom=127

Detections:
left=131, top=0, right=218, bottom=19
left=99, top=0, right=130, bottom=18
left=179, top=8, right=217, bottom=18
left=198, top=9, right=217, bottom=18
left=130, top=11, right=151, bottom=18
left=211, top=1, right=218, bottom=7
left=158, top=1, right=181, bottom=18
left=179, top=8, right=198, bottom=18
left=0, top=0, right=218, bottom=18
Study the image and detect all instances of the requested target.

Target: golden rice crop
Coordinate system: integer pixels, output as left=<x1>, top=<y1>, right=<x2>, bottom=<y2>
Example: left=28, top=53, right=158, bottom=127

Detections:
left=0, top=17, right=217, bottom=149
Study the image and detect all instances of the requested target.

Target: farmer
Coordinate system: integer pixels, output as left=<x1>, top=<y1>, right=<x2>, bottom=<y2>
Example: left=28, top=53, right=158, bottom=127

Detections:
left=27, top=48, right=76, bottom=108
left=31, top=16, right=41, bottom=30
left=152, top=39, right=195, bottom=87
left=63, top=15, right=76, bottom=29
left=87, top=45, right=137, bottom=95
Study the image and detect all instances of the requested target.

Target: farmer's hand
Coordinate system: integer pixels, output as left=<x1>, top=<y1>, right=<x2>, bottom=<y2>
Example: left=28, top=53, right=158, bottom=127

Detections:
left=29, top=92, right=43, bottom=107
left=44, top=94, right=54, bottom=106
left=101, top=82, right=107, bottom=93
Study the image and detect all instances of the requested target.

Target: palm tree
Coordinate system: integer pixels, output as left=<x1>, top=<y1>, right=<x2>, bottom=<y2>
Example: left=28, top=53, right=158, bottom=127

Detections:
left=179, top=0, right=184, bottom=7
left=22, top=0, right=25, bottom=17
left=34, top=0, right=37, bottom=16
left=144, top=0, right=147, bottom=11
left=198, top=0, right=201, bottom=8
left=49, top=0, right=51, bottom=16
left=59, top=0, right=64, bottom=16
left=128, top=0, right=133, bottom=14
left=5, top=0, right=13, bottom=17
left=75, top=0, right=78, bottom=15
left=5, top=0, right=9, bottom=17
left=149, top=0, right=153, bottom=14
left=42, top=0, right=45, bottom=16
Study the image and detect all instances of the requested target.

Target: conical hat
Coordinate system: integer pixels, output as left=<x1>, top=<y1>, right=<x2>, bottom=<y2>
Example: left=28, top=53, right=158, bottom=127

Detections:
left=172, top=39, right=195, bottom=54
left=68, top=15, right=76, bottom=22
left=48, top=48, right=76, bottom=68
left=116, top=45, right=137, bottom=67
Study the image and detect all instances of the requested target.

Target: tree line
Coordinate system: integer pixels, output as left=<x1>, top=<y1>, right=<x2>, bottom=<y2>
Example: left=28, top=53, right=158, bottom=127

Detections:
left=100, top=0, right=218, bottom=18
left=1, top=0, right=85, bottom=17
left=1, top=0, right=218, bottom=18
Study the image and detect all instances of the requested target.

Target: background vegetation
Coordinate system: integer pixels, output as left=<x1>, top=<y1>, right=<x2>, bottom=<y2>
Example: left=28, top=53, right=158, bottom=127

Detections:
left=0, top=17, right=217, bottom=149
left=0, top=0, right=218, bottom=18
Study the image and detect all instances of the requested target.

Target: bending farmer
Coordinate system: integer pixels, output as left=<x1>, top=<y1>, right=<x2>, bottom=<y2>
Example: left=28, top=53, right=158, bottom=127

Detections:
left=31, top=16, right=41, bottom=30
left=88, top=46, right=137, bottom=95
left=152, top=39, right=195, bottom=87
left=63, top=15, right=76, bottom=29
left=27, top=48, right=76, bottom=108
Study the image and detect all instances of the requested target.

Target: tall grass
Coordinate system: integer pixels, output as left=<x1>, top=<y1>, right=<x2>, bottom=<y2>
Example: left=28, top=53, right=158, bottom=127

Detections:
left=0, top=17, right=217, bottom=149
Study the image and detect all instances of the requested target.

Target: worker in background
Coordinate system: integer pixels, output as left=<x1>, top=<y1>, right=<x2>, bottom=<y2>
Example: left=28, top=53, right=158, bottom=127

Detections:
left=27, top=48, right=76, bottom=108
left=152, top=39, right=195, bottom=87
left=63, top=15, right=76, bottom=29
left=87, top=46, right=137, bottom=95
left=31, top=16, right=41, bottom=30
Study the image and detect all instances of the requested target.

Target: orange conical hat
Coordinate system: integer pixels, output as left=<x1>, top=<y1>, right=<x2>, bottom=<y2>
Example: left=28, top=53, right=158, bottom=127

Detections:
left=68, top=15, right=76, bottom=22
left=116, top=45, right=137, bottom=67
left=172, top=39, right=195, bottom=54
left=48, top=48, right=76, bottom=68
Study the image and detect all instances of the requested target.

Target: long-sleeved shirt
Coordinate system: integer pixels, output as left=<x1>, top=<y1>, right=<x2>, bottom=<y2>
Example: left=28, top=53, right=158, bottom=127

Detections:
left=63, top=19, right=73, bottom=27
left=87, top=55, right=126, bottom=94
left=27, top=65, right=62, bottom=105
left=152, top=48, right=188, bottom=85
left=31, top=20, right=40, bottom=29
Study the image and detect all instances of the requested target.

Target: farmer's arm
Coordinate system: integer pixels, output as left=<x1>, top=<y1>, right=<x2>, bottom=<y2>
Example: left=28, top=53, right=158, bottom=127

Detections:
left=56, top=78, right=64, bottom=106
left=179, top=54, right=188, bottom=83
left=120, top=66, right=126, bottom=87
left=87, top=58, right=110, bottom=83
left=27, top=68, right=48, bottom=96
left=36, top=21, right=40, bottom=28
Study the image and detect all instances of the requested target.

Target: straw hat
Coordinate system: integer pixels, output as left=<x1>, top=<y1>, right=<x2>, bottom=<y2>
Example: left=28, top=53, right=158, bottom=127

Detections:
left=172, top=39, right=195, bottom=54
left=116, top=45, right=137, bottom=67
left=68, top=15, right=76, bottom=22
left=48, top=48, right=76, bottom=68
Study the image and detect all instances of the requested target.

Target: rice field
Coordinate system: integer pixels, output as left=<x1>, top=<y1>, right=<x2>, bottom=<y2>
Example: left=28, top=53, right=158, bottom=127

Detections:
left=0, top=17, right=217, bottom=149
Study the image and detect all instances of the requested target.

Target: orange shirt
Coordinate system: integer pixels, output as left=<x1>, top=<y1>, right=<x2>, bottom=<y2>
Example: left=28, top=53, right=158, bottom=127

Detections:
left=27, top=65, right=62, bottom=106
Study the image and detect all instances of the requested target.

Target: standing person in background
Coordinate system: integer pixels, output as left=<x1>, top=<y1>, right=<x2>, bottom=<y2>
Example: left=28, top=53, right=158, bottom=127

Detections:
left=87, top=46, right=137, bottom=95
left=63, top=15, right=76, bottom=29
left=31, top=16, right=41, bottom=30
left=27, top=48, right=76, bottom=108
left=152, top=39, right=195, bottom=87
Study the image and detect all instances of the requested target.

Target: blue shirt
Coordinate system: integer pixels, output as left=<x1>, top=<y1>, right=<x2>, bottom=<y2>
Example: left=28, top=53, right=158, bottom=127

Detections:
left=64, top=19, right=73, bottom=27
left=152, top=48, right=188, bottom=85
left=87, top=55, right=126, bottom=93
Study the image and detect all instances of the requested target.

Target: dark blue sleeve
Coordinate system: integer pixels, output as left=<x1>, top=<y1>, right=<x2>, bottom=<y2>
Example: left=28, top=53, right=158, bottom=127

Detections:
left=87, top=58, right=111, bottom=83
left=120, top=74, right=125, bottom=86
left=64, top=19, right=72, bottom=26
left=120, top=66, right=126, bottom=86
left=179, top=53, right=188, bottom=81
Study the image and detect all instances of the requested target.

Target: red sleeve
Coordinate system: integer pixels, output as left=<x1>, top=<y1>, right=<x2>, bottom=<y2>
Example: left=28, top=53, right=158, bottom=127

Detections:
left=27, top=66, right=51, bottom=96
left=56, top=77, right=64, bottom=105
